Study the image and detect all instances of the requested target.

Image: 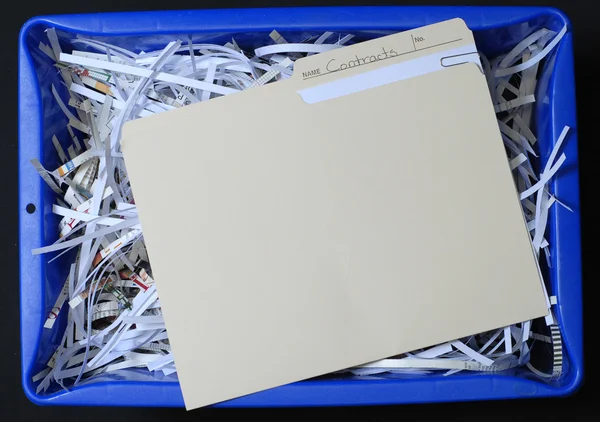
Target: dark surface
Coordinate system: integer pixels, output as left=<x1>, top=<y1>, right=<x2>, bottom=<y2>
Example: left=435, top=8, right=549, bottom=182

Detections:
left=3, top=0, right=596, bottom=419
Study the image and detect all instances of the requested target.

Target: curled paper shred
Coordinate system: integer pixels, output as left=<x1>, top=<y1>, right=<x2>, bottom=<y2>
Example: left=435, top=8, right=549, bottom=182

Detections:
left=32, top=26, right=568, bottom=392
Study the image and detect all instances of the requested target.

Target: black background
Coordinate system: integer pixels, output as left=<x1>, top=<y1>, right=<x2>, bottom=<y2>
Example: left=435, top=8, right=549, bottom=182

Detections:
left=3, top=1, right=596, bottom=420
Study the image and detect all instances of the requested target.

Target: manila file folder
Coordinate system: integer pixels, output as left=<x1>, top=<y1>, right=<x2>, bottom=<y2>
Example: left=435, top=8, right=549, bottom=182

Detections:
left=121, top=18, right=549, bottom=409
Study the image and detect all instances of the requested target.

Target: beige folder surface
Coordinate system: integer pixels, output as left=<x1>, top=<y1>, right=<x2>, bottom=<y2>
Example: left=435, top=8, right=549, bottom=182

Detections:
left=121, top=18, right=548, bottom=409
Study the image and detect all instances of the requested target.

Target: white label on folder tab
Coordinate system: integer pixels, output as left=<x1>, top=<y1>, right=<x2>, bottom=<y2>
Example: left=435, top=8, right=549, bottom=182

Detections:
left=297, top=43, right=480, bottom=104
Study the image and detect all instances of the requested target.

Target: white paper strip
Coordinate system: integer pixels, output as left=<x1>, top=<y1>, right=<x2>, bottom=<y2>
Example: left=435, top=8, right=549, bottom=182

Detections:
left=60, top=53, right=238, bottom=97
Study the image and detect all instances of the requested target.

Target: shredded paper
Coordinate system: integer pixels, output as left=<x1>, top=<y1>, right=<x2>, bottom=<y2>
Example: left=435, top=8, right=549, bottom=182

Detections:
left=32, top=27, right=568, bottom=392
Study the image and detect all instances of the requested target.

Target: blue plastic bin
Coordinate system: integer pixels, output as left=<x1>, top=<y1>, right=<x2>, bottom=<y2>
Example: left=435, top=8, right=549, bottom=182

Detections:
left=19, top=6, right=582, bottom=407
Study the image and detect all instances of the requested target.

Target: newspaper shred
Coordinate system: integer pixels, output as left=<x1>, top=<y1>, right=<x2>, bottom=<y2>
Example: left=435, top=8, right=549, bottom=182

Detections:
left=32, top=27, right=568, bottom=392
